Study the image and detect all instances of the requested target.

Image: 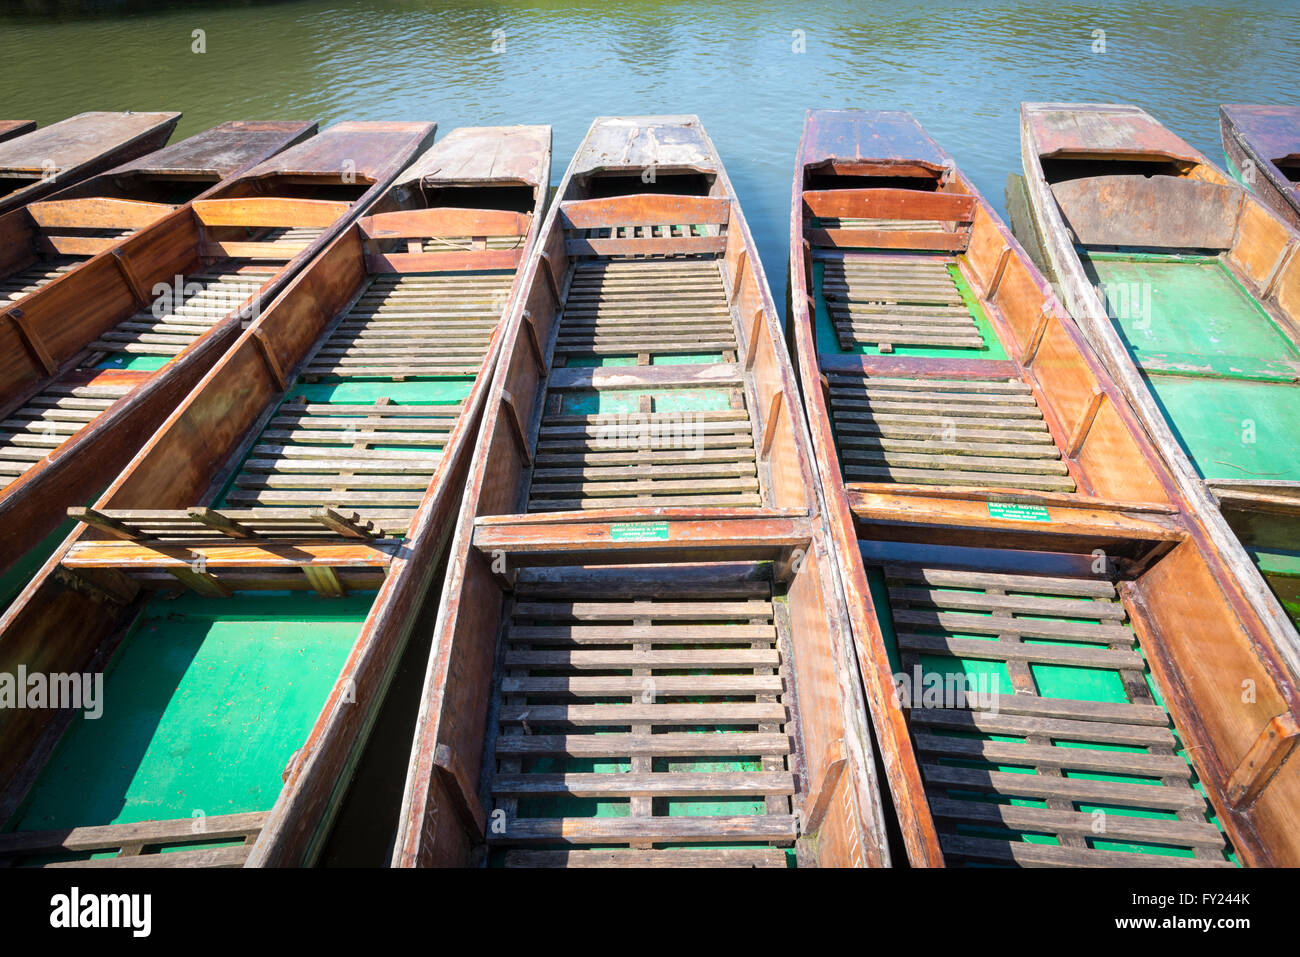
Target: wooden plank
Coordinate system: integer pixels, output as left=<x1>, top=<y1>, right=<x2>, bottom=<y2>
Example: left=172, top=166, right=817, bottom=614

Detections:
left=928, top=797, right=1223, bottom=849
left=559, top=194, right=730, bottom=229
left=492, top=771, right=794, bottom=798
left=803, top=188, right=976, bottom=223
left=939, top=834, right=1233, bottom=868
left=359, top=206, right=529, bottom=239
left=504, top=847, right=787, bottom=867
left=0, top=811, right=266, bottom=856
left=496, top=702, right=786, bottom=724
left=27, top=197, right=171, bottom=231
left=364, top=248, right=522, bottom=273
left=806, top=228, right=967, bottom=251
left=497, top=815, right=797, bottom=845
left=565, top=236, right=727, bottom=257
left=192, top=197, right=353, bottom=228
left=923, top=764, right=1202, bottom=811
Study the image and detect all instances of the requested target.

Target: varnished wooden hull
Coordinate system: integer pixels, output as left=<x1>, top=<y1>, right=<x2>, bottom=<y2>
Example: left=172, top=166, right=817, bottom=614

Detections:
left=791, top=108, right=1299, bottom=867
left=1019, top=101, right=1300, bottom=731
left=0, top=122, right=437, bottom=600
left=0, top=124, right=551, bottom=867
left=394, top=116, right=891, bottom=868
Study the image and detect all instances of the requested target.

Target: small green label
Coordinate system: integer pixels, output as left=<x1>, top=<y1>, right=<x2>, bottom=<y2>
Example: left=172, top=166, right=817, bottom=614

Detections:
left=609, top=521, right=671, bottom=541
left=987, top=502, right=1051, bottom=522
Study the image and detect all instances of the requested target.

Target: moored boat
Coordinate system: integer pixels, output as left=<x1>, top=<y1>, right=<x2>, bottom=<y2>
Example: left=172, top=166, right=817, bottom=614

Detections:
left=1020, top=102, right=1300, bottom=672
left=789, top=108, right=1300, bottom=866
left=0, top=124, right=550, bottom=867
left=393, top=115, right=891, bottom=868
left=1, top=120, right=318, bottom=306
left=0, top=112, right=181, bottom=215
left=1220, top=103, right=1300, bottom=230
left=0, top=120, right=437, bottom=604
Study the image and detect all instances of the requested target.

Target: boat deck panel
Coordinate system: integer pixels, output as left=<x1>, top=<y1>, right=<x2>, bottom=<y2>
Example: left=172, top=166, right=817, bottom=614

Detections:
left=525, top=252, right=766, bottom=512
left=827, top=374, right=1074, bottom=492
left=867, top=562, right=1233, bottom=867
left=88, top=267, right=278, bottom=360
left=302, top=272, right=510, bottom=379
left=2, top=257, right=83, bottom=301
left=553, top=260, right=736, bottom=362
left=0, top=381, right=134, bottom=488
left=484, top=567, right=797, bottom=868
left=8, top=592, right=370, bottom=858
left=812, top=252, right=1007, bottom=360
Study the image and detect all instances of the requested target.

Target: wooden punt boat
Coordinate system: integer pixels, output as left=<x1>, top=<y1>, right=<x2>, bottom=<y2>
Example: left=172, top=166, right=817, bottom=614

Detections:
left=0, top=124, right=551, bottom=868
left=393, top=115, right=891, bottom=869
left=1, top=120, right=318, bottom=306
left=0, top=112, right=181, bottom=216
left=0, top=121, right=436, bottom=604
left=1220, top=104, right=1300, bottom=231
left=1020, top=104, right=1300, bottom=676
left=789, top=108, right=1300, bottom=867
left=0, top=122, right=36, bottom=145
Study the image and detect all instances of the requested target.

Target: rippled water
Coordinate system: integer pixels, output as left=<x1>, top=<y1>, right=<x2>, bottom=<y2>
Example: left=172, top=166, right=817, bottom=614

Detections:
left=4, top=0, right=1299, bottom=284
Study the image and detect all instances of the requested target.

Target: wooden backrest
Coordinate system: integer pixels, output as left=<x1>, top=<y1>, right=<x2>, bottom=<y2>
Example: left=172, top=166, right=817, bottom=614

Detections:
left=802, top=187, right=975, bottom=251
left=560, top=193, right=730, bottom=258
left=359, top=206, right=532, bottom=274
left=1050, top=174, right=1243, bottom=249
left=191, top=197, right=353, bottom=261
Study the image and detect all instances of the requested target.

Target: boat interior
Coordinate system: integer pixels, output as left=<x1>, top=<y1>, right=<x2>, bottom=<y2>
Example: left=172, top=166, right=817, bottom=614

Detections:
left=792, top=111, right=1300, bottom=866
left=0, top=125, right=431, bottom=604
left=396, top=118, right=884, bottom=869
left=0, top=128, right=549, bottom=867
left=1037, top=132, right=1300, bottom=631
left=0, top=121, right=317, bottom=305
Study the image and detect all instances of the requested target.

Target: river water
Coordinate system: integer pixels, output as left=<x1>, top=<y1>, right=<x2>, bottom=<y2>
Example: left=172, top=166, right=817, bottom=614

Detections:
left=4, top=0, right=1299, bottom=281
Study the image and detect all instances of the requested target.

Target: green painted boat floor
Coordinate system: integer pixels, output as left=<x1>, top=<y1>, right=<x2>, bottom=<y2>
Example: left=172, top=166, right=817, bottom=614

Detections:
left=1081, top=252, right=1300, bottom=484
left=93, top=354, right=169, bottom=372
left=9, top=591, right=372, bottom=842
left=558, top=386, right=734, bottom=417
left=812, top=257, right=1009, bottom=360
left=865, top=566, right=1234, bottom=865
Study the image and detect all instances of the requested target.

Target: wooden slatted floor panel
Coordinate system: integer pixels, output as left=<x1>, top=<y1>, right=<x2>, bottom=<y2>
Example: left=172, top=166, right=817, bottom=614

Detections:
left=219, top=395, right=454, bottom=534
left=554, top=259, right=736, bottom=362
left=526, top=250, right=763, bottom=512
left=875, top=563, right=1232, bottom=867
left=827, top=373, right=1075, bottom=492
left=1, top=256, right=82, bottom=300
left=88, top=267, right=277, bottom=358
left=487, top=566, right=797, bottom=868
left=303, top=272, right=512, bottom=379
left=527, top=389, right=761, bottom=511
left=821, top=253, right=983, bottom=351
left=0, top=381, right=133, bottom=487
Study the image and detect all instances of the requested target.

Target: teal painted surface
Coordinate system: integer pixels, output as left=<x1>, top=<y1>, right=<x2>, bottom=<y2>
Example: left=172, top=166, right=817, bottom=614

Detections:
left=1082, top=253, right=1300, bottom=484
left=10, top=593, right=373, bottom=835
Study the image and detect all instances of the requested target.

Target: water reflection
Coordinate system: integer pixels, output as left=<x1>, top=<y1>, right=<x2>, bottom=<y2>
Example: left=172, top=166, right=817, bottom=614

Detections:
left=2, top=0, right=1297, bottom=291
